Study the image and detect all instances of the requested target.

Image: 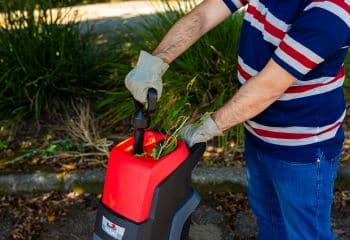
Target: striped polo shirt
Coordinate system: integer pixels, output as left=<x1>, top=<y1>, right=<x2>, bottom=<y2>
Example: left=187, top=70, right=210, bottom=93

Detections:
left=223, top=0, right=350, bottom=159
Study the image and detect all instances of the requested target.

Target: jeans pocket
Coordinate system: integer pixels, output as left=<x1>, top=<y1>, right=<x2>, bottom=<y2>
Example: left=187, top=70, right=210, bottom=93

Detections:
left=275, top=155, right=320, bottom=183
left=317, top=149, right=341, bottom=199
left=277, top=157, right=319, bottom=169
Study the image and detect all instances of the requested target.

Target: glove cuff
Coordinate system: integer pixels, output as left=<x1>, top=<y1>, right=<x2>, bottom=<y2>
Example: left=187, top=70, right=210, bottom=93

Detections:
left=137, top=50, right=169, bottom=76
left=202, top=115, right=224, bottom=137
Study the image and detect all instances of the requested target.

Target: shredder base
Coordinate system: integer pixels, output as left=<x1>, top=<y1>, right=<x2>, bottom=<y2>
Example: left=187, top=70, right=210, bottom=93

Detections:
left=93, top=143, right=206, bottom=240
left=93, top=190, right=200, bottom=240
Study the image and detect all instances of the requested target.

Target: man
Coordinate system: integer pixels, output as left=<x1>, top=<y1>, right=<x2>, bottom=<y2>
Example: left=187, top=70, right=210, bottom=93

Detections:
left=125, top=0, right=350, bottom=239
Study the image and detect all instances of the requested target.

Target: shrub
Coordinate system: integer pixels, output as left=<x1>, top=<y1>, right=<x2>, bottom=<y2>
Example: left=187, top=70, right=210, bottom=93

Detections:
left=97, top=1, right=245, bottom=148
left=0, top=0, right=117, bottom=123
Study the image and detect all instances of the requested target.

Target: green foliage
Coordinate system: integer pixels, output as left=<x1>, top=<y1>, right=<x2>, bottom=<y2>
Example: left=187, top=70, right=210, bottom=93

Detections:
left=0, top=140, right=7, bottom=151
left=45, top=140, right=73, bottom=154
left=151, top=115, right=189, bottom=159
left=97, top=1, right=245, bottom=148
left=23, top=139, right=75, bottom=159
left=56, top=140, right=74, bottom=151
left=0, top=0, right=117, bottom=123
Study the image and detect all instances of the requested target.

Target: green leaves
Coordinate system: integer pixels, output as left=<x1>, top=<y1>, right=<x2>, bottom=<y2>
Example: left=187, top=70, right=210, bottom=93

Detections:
left=23, top=140, right=75, bottom=159
left=0, top=140, right=7, bottom=152
left=151, top=115, right=189, bottom=160
left=151, top=137, right=177, bottom=160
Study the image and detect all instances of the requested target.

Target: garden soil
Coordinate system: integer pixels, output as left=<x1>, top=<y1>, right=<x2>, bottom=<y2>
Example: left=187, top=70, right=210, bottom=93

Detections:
left=0, top=192, right=349, bottom=240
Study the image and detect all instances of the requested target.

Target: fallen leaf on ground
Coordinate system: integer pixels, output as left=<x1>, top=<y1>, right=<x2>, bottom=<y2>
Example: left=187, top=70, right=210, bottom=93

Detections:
left=62, top=163, right=77, bottom=170
left=47, top=215, right=57, bottom=222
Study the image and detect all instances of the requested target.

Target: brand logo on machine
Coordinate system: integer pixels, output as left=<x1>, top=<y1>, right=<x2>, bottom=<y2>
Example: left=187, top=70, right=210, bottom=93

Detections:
left=102, top=216, right=126, bottom=240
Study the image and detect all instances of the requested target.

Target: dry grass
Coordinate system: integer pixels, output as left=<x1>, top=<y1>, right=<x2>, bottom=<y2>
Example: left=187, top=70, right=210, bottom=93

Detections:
left=65, top=102, right=112, bottom=157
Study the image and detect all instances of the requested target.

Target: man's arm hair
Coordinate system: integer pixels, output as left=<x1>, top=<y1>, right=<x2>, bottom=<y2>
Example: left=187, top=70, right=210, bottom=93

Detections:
left=212, top=59, right=297, bottom=131
left=153, top=0, right=232, bottom=64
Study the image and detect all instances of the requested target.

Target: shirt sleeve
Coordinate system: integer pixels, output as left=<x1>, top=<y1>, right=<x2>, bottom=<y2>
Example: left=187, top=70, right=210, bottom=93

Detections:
left=271, top=0, right=350, bottom=79
left=222, top=0, right=248, bottom=13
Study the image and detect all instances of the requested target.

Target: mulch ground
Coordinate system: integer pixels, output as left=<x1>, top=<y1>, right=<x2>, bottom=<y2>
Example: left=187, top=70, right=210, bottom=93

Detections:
left=0, top=191, right=349, bottom=240
left=0, top=192, right=99, bottom=240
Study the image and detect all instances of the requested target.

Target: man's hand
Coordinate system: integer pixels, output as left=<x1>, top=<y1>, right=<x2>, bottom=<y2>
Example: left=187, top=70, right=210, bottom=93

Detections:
left=125, top=51, right=169, bottom=104
left=179, top=114, right=223, bottom=148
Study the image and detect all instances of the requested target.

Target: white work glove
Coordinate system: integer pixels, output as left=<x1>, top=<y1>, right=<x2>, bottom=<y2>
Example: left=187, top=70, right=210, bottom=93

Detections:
left=179, top=114, right=224, bottom=148
left=125, top=50, right=169, bottom=104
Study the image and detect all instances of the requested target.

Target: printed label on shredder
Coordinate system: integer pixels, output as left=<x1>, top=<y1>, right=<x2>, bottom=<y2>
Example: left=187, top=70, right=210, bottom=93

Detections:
left=102, top=216, right=126, bottom=240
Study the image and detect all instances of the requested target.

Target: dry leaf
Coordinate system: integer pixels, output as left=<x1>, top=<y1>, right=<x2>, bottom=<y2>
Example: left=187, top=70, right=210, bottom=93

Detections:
left=62, top=163, right=77, bottom=170
left=47, top=215, right=57, bottom=222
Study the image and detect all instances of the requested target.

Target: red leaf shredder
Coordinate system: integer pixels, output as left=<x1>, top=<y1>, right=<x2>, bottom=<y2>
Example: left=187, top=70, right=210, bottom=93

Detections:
left=93, top=89, right=206, bottom=240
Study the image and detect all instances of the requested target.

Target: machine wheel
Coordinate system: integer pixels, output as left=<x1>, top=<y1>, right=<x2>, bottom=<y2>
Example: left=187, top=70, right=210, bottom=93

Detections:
left=180, top=215, right=192, bottom=240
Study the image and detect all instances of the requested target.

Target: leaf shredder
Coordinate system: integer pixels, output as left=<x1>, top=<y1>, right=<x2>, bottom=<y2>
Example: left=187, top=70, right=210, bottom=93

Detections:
left=93, top=89, right=206, bottom=240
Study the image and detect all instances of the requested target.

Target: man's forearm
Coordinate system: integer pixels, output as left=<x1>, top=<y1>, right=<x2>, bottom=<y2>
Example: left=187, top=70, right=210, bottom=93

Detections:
left=152, top=10, right=204, bottom=64
left=212, top=59, right=297, bottom=131
left=152, top=0, right=231, bottom=64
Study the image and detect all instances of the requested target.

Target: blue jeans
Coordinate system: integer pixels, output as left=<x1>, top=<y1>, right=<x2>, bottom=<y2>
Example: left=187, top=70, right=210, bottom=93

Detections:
left=245, top=139, right=341, bottom=240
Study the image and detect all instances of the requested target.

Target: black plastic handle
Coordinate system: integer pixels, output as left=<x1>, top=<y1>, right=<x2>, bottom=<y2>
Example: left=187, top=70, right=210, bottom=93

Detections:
left=134, top=88, right=158, bottom=115
left=132, top=88, right=158, bottom=155
left=146, top=88, right=157, bottom=113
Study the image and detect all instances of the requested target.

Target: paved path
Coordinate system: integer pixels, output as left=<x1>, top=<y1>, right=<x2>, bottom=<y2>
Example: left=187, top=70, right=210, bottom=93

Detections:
left=70, top=1, right=194, bottom=21
left=0, top=1, right=193, bottom=26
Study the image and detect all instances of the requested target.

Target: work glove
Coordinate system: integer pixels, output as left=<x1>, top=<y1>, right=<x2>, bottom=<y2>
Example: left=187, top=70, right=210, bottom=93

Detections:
left=179, top=114, right=224, bottom=148
left=125, top=50, right=169, bottom=104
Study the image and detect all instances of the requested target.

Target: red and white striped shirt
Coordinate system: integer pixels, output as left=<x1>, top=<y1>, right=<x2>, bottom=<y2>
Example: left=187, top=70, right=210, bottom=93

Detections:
left=223, top=0, right=349, bottom=153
